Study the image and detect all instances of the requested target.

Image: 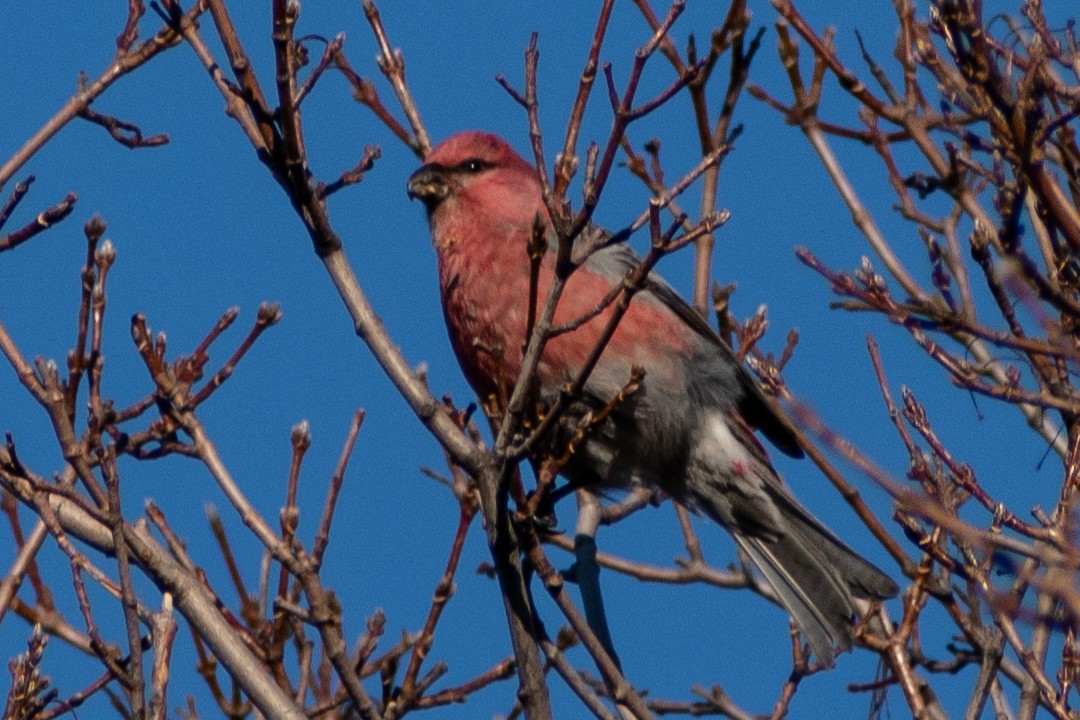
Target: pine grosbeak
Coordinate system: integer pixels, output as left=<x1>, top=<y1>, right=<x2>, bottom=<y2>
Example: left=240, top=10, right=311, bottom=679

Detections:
left=407, top=131, right=897, bottom=665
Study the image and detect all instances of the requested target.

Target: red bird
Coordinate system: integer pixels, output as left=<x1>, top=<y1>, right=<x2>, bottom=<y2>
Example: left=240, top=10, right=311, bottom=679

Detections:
left=407, top=131, right=897, bottom=665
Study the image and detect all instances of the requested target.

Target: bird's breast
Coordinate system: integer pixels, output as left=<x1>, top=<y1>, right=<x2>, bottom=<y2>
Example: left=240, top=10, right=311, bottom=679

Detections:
left=438, top=242, right=531, bottom=397
left=437, top=238, right=698, bottom=402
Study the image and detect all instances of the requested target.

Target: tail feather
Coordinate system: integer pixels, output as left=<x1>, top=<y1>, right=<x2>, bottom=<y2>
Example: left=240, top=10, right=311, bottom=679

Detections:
left=764, top=483, right=899, bottom=601
left=689, top=462, right=897, bottom=666
left=733, top=528, right=856, bottom=666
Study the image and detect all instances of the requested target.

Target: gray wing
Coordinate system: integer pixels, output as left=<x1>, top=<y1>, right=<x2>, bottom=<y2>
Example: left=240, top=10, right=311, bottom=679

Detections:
left=582, top=238, right=803, bottom=459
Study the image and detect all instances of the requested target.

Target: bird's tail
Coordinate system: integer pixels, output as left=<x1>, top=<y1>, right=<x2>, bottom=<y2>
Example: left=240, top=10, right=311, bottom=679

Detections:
left=690, top=479, right=897, bottom=666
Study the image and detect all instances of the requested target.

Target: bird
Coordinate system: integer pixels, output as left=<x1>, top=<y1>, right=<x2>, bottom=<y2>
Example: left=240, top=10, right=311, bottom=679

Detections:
left=406, top=130, right=898, bottom=666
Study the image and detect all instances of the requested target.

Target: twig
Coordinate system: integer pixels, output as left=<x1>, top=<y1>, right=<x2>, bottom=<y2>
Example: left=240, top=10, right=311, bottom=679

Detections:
left=362, top=0, right=430, bottom=154
left=77, top=107, right=168, bottom=148
left=0, top=3, right=204, bottom=188
left=0, top=193, right=77, bottom=253
left=312, top=409, right=365, bottom=567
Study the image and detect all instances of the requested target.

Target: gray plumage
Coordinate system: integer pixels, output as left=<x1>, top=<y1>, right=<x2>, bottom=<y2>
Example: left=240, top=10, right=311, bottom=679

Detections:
left=558, top=242, right=898, bottom=666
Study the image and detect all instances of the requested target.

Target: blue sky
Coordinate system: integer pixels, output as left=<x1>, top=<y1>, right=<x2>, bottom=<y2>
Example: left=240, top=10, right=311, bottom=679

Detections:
left=0, top=2, right=1055, bottom=718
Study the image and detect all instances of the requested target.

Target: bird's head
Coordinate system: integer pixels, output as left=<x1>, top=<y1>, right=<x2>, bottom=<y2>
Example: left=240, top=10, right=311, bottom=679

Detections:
left=406, top=131, right=541, bottom=226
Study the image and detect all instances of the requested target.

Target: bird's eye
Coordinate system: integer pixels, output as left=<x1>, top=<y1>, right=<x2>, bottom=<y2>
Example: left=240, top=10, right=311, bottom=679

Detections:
left=461, top=159, right=487, bottom=174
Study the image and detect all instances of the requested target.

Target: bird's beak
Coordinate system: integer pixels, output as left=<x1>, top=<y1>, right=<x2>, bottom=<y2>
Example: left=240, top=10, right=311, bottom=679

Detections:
left=406, top=165, right=450, bottom=207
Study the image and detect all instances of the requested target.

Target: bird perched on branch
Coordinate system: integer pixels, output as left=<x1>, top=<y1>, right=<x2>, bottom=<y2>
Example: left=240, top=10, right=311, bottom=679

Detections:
left=407, top=130, right=897, bottom=666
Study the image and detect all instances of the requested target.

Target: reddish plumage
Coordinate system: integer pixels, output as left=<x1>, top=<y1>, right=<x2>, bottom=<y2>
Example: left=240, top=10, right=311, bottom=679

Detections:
left=408, top=130, right=897, bottom=666
left=420, top=131, right=691, bottom=403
